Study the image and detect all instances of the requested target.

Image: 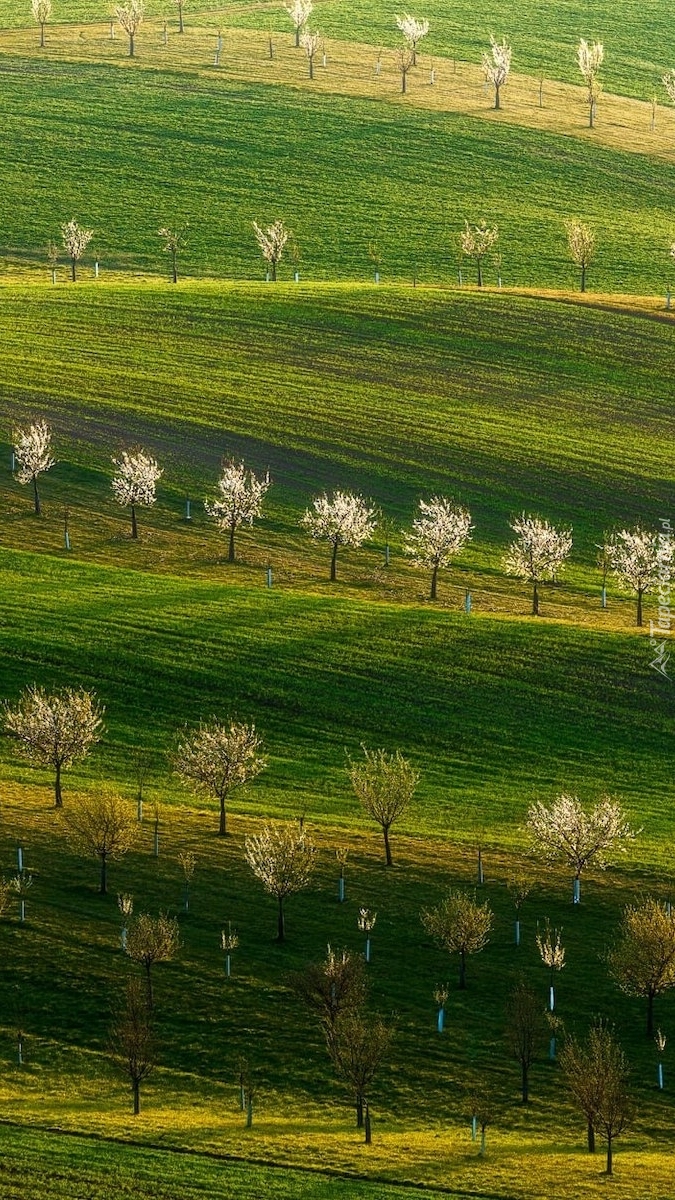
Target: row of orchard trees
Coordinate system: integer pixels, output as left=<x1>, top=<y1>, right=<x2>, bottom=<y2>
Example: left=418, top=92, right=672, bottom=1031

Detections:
left=12, top=420, right=673, bottom=625
left=28, top=0, right=675, bottom=131
left=2, top=701, right=673, bottom=1169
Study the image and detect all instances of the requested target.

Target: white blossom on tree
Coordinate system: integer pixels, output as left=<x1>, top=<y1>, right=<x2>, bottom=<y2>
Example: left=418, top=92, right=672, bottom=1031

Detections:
left=115, top=0, right=144, bottom=57
left=300, top=28, right=321, bottom=78
left=284, top=0, right=313, bottom=47
left=3, top=685, right=104, bottom=808
left=13, top=419, right=55, bottom=515
left=301, top=490, right=377, bottom=581
left=31, top=0, right=52, bottom=47
left=482, top=36, right=511, bottom=110
left=173, top=720, right=266, bottom=836
left=253, top=219, right=290, bottom=280
left=61, top=218, right=93, bottom=282
left=504, top=513, right=572, bottom=615
left=111, top=448, right=163, bottom=539
left=205, top=459, right=271, bottom=563
left=158, top=226, right=187, bottom=283
left=395, top=13, right=429, bottom=65
left=244, top=822, right=317, bottom=941
left=605, top=526, right=672, bottom=627
left=577, top=39, right=604, bottom=127
left=460, top=221, right=499, bottom=288
left=565, top=219, right=595, bottom=292
left=527, top=793, right=637, bottom=903
left=404, top=497, right=472, bottom=599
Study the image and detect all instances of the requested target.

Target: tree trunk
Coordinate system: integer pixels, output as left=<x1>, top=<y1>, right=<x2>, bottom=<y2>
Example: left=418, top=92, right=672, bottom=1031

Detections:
left=40, top=21, right=45, bottom=47
left=133, top=1078, right=140, bottom=1115
left=271, top=261, right=277, bottom=281
left=71, top=258, right=76, bottom=282
left=178, top=3, right=184, bottom=33
left=295, top=27, right=300, bottom=47
left=383, top=825, right=393, bottom=867
left=637, top=589, right=643, bottom=627
left=364, top=1102, right=372, bottom=1144
left=532, top=580, right=539, bottom=615
left=606, top=1132, right=613, bottom=1176
left=54, top=761, right=63, bottom=808
left=587, top=1121, right=596, bottom=1153
left=309, top=57, right=313, bottom=80
left=580, top=263, right=586, bottom=293
left=494, top=84, right=500, bottom=110
left=219, top=794, right=228, bottom=836
left=330, top=539, right=339, bottom=581
left=356, top=1094, right=364, bottom=1128
left=145, top=963, right=153, bottom=1011
left=131, top=504, right=138, bottom=539
left=647, top=989, right=655, bottom=1037
left=33, top=475, right=41, bottom=515
left=430, top=561, right=439, bottom=599
left=589, top=101, right=594, bottom=129
left=459, top=948, right=466, bottom=989
left=521, top=1062, right=529, bottom=1104
left=402, top=69, right=406, bottom=94
left=129, top=32, right=135, bottom=57
left=171, top=251, right=177, bottom=284
left=277, top=895, right=285, bottom=942
left=477, top=259, right=483, bottom=287
left=228, top=521, right=236, bottom=563
left=100, top=852, right=108, bottom=896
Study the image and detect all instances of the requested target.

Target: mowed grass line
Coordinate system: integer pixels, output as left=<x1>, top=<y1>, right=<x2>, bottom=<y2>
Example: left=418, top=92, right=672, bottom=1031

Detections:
left=1, top=54, right=675, bottom=290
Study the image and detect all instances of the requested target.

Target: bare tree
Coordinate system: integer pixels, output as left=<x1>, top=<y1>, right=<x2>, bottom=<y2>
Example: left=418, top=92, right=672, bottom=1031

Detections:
left=605, top=526, right=672, bottom=627
left=561, top=1021, right=634, bottom=1174
left=173, top=720, right=266, bottom=836
left=253, top=219, right=290, bottom=280
left=565, top=220, right=595, bottom=292
left=300, top=28, right=321, bottom=78
left=174, top=0, right=185, bottom=34
left=285, top=0, right=313, bottom=47
left=158, top=226, right=187, bottom=283
left=421, top=890, right=493, bottom=988
left=527, top=793, right=637, bottom=903
left=3, top=685, right=104, bottom=807
left=467, top=1084, right=494, bottom=1155
left=460, top=221, right=499, bottom=288
left=504, top=512, right=572, bottom=615
left=397, top=45, right=415, bottom=93
left=12, top=419, right=55, bottom=515
left=505, top=980, right=545, bottom=1103
left=244, top=822, right=317, bottom=941
left=608, top=898, right=675, bottom=1036
left=404, top=497, right=472, bottom=598
left=31, top=0, right=51, bottom=47
left=111, top=448, right=163, bottom=539
left=65, top=792, right=137, bottom=895
left=348, top=746, right=419, bottom=866
left=577, top=39, right=604, bottom=127
left=291, top=944, right=367, bottom=1053
left=125, top=912, right=180, bottom=1009
left=61, top=218, right=93, bottom=281
left=204, top=460, right=271, bottom=563
left=328, top=1009, right=394, bottom=1138
left=301, top=490, right=377, bottom=580
left=395, top=13, right=429, bottom=65
left=110, top=977, right=156, bottom=1114
left=482, top=36, right=511, bottom=109
left=116, top=0, right=144, bottom=57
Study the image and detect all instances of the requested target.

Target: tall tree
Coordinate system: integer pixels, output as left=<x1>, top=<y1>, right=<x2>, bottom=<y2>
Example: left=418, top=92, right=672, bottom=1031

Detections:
left=608, top=898, right=675, bottom=1036
left=577, top=39, right=604, bottom=127
left=504, top=512, right=572, bottom=615
left=173, top=720, right=266, bottom=836
left=253, top=219, right=290, bottom=280
left=31, top=0, right=52, bottom=47
left=482, top=36, right=512, bottom=109
left=125, top=912, right=180, bottom=1009
left=527, top=793, right=637, bottom=903
left=605, top=526, right=672, bottom=627
left=111, top=448, right=163, bottom=539
left=505, top=980, right=545, bottom=1103
left=61, top=218, right=93, bottom=281
left=348, top=746, right=419, bottom=866
left=460, top=221, right=499, bottom=287
left=109, top=977, right=156, bottom=1114
left=301, top=490, right=377, bottom=580
left=3, top=685, right=104, bottom=807
left=328, top=1009, right=394, bottom=1137
left=204, top=460, right=271, bottom=563
left=115, top=0, right=144, bottom=57
left=403, top=497, right=472, bottom=599
left=65, top=792, right=137, bottom=895
left=421, top=890, right=493, bottom=988
left=244, top=822, right=317, bottom=941
left=565, top=220, right=595, bottom=292
left=561, top=1022, right=634, bottom=1174
left=12, top=419, right=55, bottom=515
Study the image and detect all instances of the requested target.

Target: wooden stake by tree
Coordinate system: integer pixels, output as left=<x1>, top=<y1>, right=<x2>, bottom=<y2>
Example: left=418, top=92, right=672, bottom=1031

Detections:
left=505, top=980, right=545, bottom=1103
left=328, top=1009, right=394, bottom=1137
left=244, top=822, right=317, bottom=941
left=12, top=420, right=55, bottom=515
left=348, top=747, right=419, bottom=866
left=125, top=912, right=180, bottom=1009
left=173, top=720, right=266, bottom=836
left=3, top=685, right=104, bottom=808
left=65, top=792, right=137, bottom=895
left=421, top=890, right=493, bottom=989
left=110, top=977, right=156, bottom=1114
left=608, top=897, right=675, bottom=1036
